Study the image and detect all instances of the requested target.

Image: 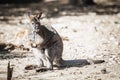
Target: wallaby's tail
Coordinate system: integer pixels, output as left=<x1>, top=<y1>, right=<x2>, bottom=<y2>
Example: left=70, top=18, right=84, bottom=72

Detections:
left=60, top=59, right=105, bottom=67
left=87, top=59, right=105, bottom=64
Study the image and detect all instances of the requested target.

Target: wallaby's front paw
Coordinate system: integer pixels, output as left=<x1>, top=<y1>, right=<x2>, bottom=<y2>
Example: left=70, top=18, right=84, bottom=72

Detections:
left=31, top=43, right=37, bottom=48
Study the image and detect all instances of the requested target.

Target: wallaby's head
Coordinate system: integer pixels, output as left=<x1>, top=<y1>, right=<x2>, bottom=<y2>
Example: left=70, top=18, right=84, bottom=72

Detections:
left=27, top=12, right=42, bottom=32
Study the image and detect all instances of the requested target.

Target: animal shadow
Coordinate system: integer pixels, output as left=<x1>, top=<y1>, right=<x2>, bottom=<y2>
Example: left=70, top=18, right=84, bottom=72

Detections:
left=58, top=59, right=105, bottom=69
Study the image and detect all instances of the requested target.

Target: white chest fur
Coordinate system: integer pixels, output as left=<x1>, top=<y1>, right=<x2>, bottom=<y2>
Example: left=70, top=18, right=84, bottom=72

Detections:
left=28, top=33, right=44, bottom=45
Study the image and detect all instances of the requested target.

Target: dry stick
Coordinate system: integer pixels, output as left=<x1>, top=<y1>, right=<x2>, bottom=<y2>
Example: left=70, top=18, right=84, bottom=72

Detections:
left=7, top=61, right=13, bottom=80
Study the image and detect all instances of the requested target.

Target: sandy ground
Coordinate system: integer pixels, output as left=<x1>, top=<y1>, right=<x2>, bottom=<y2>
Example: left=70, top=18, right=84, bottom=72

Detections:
left=0, top=2, right=120, bottom=80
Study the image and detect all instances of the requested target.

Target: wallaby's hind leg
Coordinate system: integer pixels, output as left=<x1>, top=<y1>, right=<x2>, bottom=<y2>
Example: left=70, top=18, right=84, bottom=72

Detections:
left=45, top=55, right=53, bottom=70
left=32, top=48, right=44, bottom=67
left=46, top=42, right=63, bottom=69
left=36, top=56, right=53, bottom=72
left=54, top=57, right=63, bottom=67
left=45, top=49, right=54, bottom=70
left=35, top=49, right=54, bottom=72
left=53, top=42, right=63, bottom=68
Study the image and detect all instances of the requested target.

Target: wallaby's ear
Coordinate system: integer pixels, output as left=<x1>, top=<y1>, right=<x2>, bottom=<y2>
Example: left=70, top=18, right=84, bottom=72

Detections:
left=27, top=12, right=31, bottom=19
left=36, top=12, right=42, bottom=20
left=27, top=12, right=34, bottom=20
left=27, top=12, right=31, bottom=17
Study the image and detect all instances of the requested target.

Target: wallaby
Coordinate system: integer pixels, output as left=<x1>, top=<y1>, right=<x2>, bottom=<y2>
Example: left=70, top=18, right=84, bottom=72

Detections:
left=27, top=12, right=63, bottom=71
left=27, top=12, right=105, bottom=72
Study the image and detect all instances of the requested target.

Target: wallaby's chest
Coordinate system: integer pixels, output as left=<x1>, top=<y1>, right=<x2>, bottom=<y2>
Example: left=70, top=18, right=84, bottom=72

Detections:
left=28, top=32, right=44, bottom=45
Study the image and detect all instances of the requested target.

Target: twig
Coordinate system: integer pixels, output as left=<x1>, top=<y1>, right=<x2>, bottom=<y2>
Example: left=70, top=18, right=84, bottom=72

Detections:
left=7, top=61, right=13, bottom=80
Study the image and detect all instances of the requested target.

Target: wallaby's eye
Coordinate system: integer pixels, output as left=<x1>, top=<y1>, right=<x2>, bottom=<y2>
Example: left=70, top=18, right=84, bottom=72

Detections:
left=32, top=22, right=34, bottom=25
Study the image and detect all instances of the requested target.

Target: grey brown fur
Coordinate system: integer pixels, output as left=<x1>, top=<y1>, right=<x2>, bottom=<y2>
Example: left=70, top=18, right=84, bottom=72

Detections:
left=28, top=12, right=63, bottom=70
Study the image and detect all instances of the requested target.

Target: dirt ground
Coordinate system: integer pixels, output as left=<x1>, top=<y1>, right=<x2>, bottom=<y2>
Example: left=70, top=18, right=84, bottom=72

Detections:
left=0, top=1, right=120, bottom=80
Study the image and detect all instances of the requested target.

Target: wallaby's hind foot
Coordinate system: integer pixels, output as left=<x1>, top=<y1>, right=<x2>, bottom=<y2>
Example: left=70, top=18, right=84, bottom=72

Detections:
left=36, top=67, right=52, bottom=72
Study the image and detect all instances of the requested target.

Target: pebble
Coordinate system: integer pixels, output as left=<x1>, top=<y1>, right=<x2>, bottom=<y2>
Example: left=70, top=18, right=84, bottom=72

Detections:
left=101, top=68, right=107, bottom=74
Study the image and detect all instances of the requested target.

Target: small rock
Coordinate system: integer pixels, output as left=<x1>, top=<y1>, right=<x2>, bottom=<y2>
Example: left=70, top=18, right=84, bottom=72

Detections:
left=60, top=72, right=64, bottom=76
left=25, top=65, right=37, bottom=70
left=94, top=66, right=97, bottom=68
left=73, top=29, right=77, bottom=32
left=101, top=68, right=107, bottom=74
left=114, top=21, right=119, bottom=24
left=97, top=78, right=101, bottom=80
left=79, top=71, right=82, bottom=74
left=24, top=70, right=29, bottom=73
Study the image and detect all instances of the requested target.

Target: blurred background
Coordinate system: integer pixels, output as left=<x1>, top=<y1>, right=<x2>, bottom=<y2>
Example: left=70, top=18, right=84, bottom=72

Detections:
left=0, top=0, right=120, bottom=80
left=0, top=0, right=120, bottom=5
